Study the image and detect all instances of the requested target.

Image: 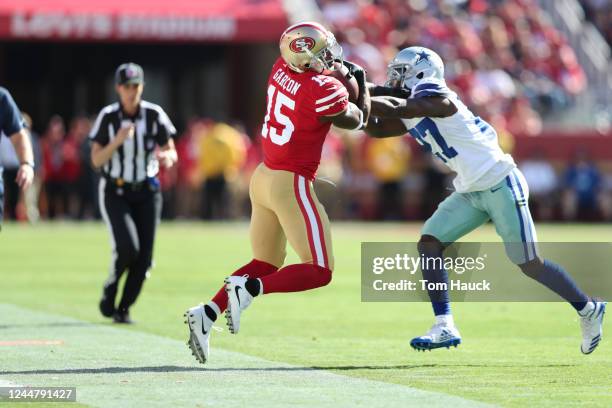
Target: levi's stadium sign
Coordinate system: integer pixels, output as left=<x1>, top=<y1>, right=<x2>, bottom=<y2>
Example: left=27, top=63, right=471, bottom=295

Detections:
left=0, top=0, right=288, bottom=43
left=9, top=12, right=237, bottom=41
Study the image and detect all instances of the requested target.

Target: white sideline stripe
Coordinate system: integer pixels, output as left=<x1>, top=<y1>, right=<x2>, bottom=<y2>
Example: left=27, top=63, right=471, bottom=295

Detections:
left=297, top=175, right=325, bottom=267
left=315, top=88, right=345, bottom=105
left=0, top=304, right=488, bottom=408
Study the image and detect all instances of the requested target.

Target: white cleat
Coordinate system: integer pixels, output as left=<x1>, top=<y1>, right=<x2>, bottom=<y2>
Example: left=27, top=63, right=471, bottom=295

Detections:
left=224, top=276, right=254, bottom=334
left=580, top=301, right=606, bottom=355
left=184, top=304, right=213, bottom=364
left=410, top=323, right=462, bottom=351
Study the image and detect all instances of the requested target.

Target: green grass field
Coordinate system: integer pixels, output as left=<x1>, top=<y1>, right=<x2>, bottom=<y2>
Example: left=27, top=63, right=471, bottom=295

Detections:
left=1, top=222, right=611, bottom=407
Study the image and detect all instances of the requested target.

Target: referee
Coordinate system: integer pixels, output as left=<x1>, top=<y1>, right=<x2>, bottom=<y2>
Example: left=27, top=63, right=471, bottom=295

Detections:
left=90, top=63, right=178, bottom=323
left=0, top=87, right=34, bottom=225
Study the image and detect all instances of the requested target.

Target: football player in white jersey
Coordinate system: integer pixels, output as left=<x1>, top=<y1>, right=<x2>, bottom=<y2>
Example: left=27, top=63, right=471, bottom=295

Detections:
left=365, top=46, right=606, bottom=354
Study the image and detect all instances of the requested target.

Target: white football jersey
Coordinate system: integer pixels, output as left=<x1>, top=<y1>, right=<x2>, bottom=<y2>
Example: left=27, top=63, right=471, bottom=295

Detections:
left=400, top=78, right=515, bottom=192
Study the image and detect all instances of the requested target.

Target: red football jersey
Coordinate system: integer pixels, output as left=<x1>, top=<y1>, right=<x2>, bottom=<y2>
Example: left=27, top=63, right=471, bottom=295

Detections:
left=261, top=58, right=349, bottom=180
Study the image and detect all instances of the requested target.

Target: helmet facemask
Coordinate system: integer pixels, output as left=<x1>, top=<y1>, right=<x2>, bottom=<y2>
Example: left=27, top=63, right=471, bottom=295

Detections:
left=386, top=63, right=423, bottom=91
left=307, top=33, right=343, bottom=72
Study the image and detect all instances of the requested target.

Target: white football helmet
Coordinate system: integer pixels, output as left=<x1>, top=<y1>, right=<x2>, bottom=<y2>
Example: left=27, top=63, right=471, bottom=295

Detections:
left=279, top=22, right=343, bottom=73
left=386, top=46, right=445, bottom=91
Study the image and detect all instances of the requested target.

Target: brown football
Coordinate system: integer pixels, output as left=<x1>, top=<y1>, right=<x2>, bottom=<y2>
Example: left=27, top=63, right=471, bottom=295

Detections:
left=327, top=61, right=359, bottom=103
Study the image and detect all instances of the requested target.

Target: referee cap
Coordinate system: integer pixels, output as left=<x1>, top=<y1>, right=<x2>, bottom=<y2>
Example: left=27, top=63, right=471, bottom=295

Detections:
left=115, top=63, right=144, bottom=85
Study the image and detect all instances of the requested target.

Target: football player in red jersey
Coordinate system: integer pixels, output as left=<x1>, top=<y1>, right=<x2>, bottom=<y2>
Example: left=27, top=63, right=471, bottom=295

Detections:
left=185, top=22, right=371, bottom=364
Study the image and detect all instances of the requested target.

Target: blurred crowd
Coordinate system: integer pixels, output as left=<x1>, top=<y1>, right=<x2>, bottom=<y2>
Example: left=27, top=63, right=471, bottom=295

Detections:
left=2, top=0, right=611, bottom=223
left=1, top=114, right=611, bottom=223
left=319, top=0, right=588, bottom=135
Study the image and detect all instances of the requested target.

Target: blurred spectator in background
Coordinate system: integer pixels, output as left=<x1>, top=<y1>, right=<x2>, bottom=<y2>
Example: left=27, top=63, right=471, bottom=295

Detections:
left=562, top=150, right=602, bottom=221
left=340, top=133, right=377, bottom=219
left=41, top=116, right=68, bottom=219
left=600, top=172, right=612, bottom=221
left=315, top=130, right=345, bottom=218
left=22, top=113, right=43, bottom=222
left=62, top=119, right=83, bottom=218
left=66, top=116, right=93, bottom=219
left=365, top=137, right=410, bottom=220
left=198, top=122, right=246, bottom=219
left=158, top=149, right=178, bottom=219
left=420, top=156, right=450, bottom=220
left=520, top=149, right=558, bottom=220
left=506, top=97, right=543, bottom=137
left=175, top=119, right=210, bottom=218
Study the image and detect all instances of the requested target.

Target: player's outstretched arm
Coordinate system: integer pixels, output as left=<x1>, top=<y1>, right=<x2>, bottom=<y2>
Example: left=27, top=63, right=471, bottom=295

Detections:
left=371, top=95, right=457, bottom=119
left=367, top=82, right=410, bottom=98
left=320, top=102, right=365, bottom=130
left=364, top=116, right=408, bottom=138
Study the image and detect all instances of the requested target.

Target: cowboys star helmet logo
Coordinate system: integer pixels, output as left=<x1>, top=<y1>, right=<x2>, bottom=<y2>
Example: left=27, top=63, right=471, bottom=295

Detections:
left=289, top=37, right=316, bottom=53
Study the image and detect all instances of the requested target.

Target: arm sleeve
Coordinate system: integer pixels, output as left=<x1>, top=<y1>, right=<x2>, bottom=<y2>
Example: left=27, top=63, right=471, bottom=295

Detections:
left=155, top=108, right=177, bottom=146
left=0, top=88, right=25, bottom=137
left=309, top=76, right=350, bottom=117
left=89, top=110, right=110, bottom=145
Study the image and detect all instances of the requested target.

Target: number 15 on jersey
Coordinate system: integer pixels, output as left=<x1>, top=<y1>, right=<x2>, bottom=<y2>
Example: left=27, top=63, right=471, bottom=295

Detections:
left=261, top=85, right=296, bottom=146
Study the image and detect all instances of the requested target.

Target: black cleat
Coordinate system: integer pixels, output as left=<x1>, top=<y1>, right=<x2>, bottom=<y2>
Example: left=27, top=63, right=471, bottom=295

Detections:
left=99, top=295, right=115, bottom=318
left=113, top=309, right=134, bottom=324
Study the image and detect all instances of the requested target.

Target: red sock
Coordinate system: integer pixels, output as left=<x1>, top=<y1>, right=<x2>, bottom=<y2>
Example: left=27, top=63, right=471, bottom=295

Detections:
left=211, top=259, right=277, bottom=312
left=259, top=263, right=332, bottom=294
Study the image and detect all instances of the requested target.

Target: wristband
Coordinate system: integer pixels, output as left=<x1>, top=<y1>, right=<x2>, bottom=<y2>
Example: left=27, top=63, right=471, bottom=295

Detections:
left=20, top=161, right=35, bottom=168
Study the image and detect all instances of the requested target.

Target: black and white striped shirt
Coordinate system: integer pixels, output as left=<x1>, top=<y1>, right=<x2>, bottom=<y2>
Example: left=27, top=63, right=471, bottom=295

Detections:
left=89, top=100, right=176, bottom=182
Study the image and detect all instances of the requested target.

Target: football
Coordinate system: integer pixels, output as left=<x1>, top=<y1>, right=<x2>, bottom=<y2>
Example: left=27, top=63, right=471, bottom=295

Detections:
left=327, top=61, right=360, bottom=103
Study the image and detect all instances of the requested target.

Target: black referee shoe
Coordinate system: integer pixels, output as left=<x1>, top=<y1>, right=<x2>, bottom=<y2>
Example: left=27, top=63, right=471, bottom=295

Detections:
left=113, top=309, right=134, bottom=324
left=99, top=295, right=115, bottom=318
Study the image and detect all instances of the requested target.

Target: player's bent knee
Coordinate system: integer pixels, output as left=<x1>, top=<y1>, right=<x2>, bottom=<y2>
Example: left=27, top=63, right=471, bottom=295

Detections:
left=417, top=234, right=444, bottom=257
left=518, top=257, right=544, bottom=278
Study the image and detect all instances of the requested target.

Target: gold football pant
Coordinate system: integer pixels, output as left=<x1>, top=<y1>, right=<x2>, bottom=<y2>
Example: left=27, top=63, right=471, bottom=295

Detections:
left=249, top=163, right=334, bottom=270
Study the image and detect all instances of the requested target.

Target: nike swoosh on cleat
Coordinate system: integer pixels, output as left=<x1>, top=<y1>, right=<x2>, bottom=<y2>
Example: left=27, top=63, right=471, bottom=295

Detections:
left=201, top=315, right=207, bottom=335
left=595, top=304, right=606, bottom=319
left=235, top=286, right=242, bottom=307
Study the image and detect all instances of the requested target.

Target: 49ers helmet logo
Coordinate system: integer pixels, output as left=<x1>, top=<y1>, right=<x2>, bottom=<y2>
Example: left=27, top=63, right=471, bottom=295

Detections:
left=289, top=37, right=316, bottom=53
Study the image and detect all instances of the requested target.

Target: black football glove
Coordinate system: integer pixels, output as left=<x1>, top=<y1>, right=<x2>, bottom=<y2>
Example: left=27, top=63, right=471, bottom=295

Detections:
left=342, top=60, right=366, bottom=83
left=342, top=60, right=368, bottom=106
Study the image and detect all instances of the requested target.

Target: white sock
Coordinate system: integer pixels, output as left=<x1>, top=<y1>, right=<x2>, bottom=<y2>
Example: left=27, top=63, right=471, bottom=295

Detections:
left=578, top=301, right=595, bottom=317
left=435, top=314, right=454, bottom=327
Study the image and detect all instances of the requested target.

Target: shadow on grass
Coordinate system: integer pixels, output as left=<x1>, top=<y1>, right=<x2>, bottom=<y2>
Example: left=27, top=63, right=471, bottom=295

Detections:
left=0, top=363, right=576, bottom=375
